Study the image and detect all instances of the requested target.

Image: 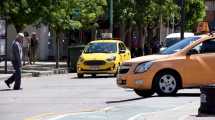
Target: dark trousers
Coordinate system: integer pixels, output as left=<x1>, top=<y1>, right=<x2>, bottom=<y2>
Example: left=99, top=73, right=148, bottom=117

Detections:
left=5, top=61, right=21, bottom=89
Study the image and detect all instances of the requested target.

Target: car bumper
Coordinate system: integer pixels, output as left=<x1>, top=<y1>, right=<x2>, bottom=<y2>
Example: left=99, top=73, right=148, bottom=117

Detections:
left=117, top=70, right=155, bottom=90
left=77, top=62, right=118, bottom=74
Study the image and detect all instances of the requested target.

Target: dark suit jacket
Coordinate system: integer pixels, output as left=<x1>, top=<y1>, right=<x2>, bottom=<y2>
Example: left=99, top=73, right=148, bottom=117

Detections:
left=11, top=40, right=22, bottom=68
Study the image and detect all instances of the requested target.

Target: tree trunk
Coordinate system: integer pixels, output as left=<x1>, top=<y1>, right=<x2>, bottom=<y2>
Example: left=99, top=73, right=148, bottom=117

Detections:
left=138, top=24, right=144, bottom=55
left=14, top=24, right=24, bottom=33
left=127, top=25, right=132, bottom=50
left=55, top=31, right=60, bottom=68
left=120, top=21, right=126, bottom=42
left=91, top=28, right=97, bottom=41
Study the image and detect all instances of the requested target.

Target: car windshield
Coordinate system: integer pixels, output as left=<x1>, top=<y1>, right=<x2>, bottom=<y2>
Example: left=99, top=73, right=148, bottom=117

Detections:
left=165, top=38, right=181, bottom=47
left=160, top=37, right=200, bottom=55
left=84, top=42, right=117, bottom=53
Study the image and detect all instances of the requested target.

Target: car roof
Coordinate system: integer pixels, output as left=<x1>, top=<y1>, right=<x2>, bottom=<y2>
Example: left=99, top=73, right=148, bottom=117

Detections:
left=90, top=40, right=122, bottom=43
left=166, top=32, right=194, bottom=39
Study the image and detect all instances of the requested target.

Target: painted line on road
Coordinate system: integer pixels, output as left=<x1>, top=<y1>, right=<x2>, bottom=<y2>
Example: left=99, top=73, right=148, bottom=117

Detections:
left=127, top=101, right=198, bottom=120
left=25, top=106, right=115, bottom=120
left=45, top=106, right=115, bottom=120
left=25, top=113, right=57, bottom=120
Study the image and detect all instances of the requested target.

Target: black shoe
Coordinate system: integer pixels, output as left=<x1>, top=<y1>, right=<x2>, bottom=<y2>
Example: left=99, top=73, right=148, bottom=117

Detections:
left=4, top=81, right=11, bottom=88
left=13, top=88, right=23, bottom=90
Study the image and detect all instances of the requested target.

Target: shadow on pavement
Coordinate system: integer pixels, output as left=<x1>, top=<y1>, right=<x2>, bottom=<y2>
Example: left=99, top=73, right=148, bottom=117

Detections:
left=151, top=93, right=200, bottom=98
left=106, top=97, right=144, bottom=104
left=0, top=89, right=12, bottom=92
left=72, top=75, right=116, bottom=79
left=169, top=93, right=200, bottom=97
left=106, top=93, right=200, bottom=104
left=197, top=114, right=215, bottom=117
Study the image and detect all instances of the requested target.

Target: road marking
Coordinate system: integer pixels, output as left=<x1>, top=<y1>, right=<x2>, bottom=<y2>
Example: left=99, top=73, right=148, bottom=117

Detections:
left=25, top=106, right=115, bottom=120
left=127, top=102, right=198, bottom=120
left=25, top=113, right=57, bottom=120
left=45, top=114, right=71, bottom=120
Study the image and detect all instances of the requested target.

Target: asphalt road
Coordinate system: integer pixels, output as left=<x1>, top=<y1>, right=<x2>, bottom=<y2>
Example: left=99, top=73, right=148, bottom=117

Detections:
left=0, top=74, right=202, bottom=120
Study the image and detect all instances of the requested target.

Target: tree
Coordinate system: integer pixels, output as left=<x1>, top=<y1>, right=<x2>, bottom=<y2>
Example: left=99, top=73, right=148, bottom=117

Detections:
left=39, top=0, right=107, bottom=68
left=184, top=0, right=205, bottom=31
left=0, top=0, right=107, bottom=67
left=0, top=0, right=51, bottom=32
left=114, top=0, right=205, bottom=55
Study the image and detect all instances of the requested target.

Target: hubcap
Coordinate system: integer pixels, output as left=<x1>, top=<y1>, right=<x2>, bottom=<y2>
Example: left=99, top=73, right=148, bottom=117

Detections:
left=159, top=74, right=176, bottom=93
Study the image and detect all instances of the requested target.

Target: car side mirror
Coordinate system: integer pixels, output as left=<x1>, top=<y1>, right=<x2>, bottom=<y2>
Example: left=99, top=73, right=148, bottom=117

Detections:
left=187, top=49, right=198, bottom=56
left=119, top=50, right=126, bottom=54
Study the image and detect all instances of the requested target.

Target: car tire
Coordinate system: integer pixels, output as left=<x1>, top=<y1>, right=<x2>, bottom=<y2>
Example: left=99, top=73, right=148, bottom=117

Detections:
left=91, top=74, right=96, bottom=77
left=114, top=64, right=120, bottom=77
left=77, top=73, right=84, bottom=78
left=154, top=71, right=180, bottom=96
left=134, top=89, right=155, bottom=98
left=114, top=73, right=117, bottom=77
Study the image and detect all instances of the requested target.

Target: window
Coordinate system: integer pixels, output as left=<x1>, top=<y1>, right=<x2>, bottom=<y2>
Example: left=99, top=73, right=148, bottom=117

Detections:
left=161, top=37, right=200, bottom=55
left=84, top=42, right=117, bottom=53
left=192, top=39, right=215, bottom=54
left=200, top=39, right=215, bottom=53
left=119, top=43, right=126, bottom=51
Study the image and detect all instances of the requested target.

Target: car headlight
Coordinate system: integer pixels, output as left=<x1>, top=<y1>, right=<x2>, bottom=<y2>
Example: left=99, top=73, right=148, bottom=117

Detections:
left=134, top=61, right=153, bottom=73
left=107, top=56, right=116, bottom=61
left=79, top=57, right=84, bottom=63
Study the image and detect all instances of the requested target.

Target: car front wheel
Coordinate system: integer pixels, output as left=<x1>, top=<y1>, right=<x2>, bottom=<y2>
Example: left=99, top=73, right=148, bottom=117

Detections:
left=134, top=89, right=155, bottom=98
left=155, top=72, right=180, bottom=96
left=91, top=74, right=96, bottom=77
left=77, top=73, right=84, bottom=78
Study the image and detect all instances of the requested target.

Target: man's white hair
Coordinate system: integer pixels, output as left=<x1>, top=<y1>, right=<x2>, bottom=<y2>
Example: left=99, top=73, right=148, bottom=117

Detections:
left=17, top=33, right=24, bottom=38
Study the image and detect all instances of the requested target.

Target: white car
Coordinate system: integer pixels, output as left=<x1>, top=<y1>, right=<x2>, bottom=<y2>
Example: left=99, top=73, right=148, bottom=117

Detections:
left=160, top=32, right=194, bottom=51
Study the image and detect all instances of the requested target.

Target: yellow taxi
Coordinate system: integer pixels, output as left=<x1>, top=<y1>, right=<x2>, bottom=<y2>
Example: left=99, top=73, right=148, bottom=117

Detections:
left=77, top=40, right=131, bottom=78
left=117, top=34, right=215, bottom=97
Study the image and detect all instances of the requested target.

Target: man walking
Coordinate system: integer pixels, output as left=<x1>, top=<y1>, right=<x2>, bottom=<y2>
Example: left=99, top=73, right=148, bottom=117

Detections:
left=5, top=33, right=24, bottom=90
left=29, top=32, right=38, bottom=64
left=23, top=32, right=30, bottom=65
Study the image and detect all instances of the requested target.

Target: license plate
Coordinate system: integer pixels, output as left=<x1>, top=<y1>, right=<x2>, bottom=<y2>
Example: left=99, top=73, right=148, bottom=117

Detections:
left=89, top=66, right=100, bottom=70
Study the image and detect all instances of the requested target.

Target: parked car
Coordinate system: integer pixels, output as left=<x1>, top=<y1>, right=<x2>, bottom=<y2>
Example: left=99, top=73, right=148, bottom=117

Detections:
left=77, top=40, right=131, bottom=78
left=160, top=32, right=194, bottom=51
left=117, top=34, right=215, bottom=97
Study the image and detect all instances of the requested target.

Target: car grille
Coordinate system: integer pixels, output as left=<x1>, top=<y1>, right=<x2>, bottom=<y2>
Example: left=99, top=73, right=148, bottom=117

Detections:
left=84, top=60, right=106, bottom=65
left=119, top=65, right=130, bottom=74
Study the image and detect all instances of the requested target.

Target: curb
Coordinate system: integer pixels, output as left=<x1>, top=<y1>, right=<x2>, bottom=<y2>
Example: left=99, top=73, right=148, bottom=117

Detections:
left=32, top=69, right=67, bottom=77
left=0, top=68, right=68, bottom=80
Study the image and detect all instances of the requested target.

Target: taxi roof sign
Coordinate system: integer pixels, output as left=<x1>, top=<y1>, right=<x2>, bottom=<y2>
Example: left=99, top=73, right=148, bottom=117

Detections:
left=102, top=33, right=112, bottom=39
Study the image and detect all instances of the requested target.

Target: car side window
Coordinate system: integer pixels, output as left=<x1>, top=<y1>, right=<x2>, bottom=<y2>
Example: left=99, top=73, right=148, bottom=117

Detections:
left=119, top=43, right=126, bottom=51
left=192, top=39, right=215, bottom=54
left=200, top=39, right=215, bottom=53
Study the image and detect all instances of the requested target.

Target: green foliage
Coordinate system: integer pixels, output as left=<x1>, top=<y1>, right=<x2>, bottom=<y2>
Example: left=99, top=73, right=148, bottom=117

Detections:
left=38, top=0, right=107, bottom=31
left=114, top=0, right=205, bottom=31
left=0, top=0, right=43, bottom=32
left=0, top=0, right=107, bottom=32
left=184, top=0, right=205, bottom=31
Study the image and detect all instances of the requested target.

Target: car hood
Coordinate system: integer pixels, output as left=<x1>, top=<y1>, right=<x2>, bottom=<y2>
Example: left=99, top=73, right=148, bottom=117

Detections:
left=81, top=53, right=116, bottom=60
left=126, top=54, right=169, bottom=63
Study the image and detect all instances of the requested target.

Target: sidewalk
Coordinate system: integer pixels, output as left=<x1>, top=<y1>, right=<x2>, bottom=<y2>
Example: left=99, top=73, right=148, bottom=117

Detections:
left=136, top=101, right=215, bottom=120
left=0, top=61, right=68, bottom=80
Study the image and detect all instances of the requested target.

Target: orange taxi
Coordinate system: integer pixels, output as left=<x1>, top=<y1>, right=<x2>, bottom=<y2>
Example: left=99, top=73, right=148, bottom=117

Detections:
left=117, top=34, right=215, bottom=97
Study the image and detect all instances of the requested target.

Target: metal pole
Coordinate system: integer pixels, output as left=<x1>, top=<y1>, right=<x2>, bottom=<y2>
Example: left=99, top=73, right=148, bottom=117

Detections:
left=1, top=1, right=8, bottom=73
left=109, top=0, right=113, bottom=34
left=180, top=0, right=185, bottom=40
left=4, top=18, right=7, bottom=73
left=56, top=32, right=59, bottom=69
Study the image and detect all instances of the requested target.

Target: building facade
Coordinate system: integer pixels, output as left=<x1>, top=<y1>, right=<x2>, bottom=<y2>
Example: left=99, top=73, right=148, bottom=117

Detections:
left=206, top=0, right=215, bottom=30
